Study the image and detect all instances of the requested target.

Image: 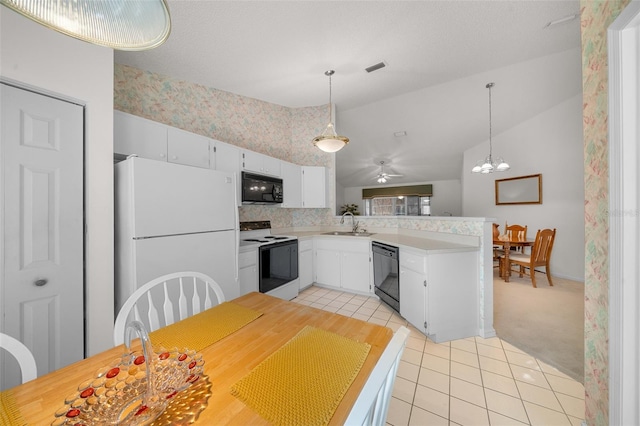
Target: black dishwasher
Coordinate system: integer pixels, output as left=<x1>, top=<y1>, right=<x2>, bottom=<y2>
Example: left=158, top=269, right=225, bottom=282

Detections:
left=372, top=241, right=400, bottom=313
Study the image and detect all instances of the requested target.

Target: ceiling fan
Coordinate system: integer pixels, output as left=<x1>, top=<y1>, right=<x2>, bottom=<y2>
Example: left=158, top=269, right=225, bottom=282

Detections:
left=375, top=160, right=403, bottom=183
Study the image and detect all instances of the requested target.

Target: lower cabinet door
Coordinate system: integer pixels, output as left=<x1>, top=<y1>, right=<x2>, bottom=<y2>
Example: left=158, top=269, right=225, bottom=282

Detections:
left=239, top=265, right=258, bottom=296
left=299, top=249, right=314, bottom=289
left=341, top=251, right=370, bottom=294
left=399, top=267, right=426, bottom=334
left=315, top=249, right=340, bottom=287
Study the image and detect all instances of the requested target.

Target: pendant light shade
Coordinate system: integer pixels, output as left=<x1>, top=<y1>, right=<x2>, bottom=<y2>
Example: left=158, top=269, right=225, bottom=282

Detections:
left=312, top=70, right=349, bottom=153
left=471, top=82, right=510, bottom=174
left=0, top=0, right=171, bottom=51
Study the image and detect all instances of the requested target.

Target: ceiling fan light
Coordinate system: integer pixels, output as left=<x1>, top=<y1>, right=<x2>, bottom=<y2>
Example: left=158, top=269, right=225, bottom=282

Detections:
left=0, top=0, right=171, bottom=50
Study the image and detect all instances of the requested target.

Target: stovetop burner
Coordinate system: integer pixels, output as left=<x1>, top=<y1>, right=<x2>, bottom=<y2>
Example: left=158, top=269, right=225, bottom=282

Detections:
left=239, top=220, right=297, bottom=248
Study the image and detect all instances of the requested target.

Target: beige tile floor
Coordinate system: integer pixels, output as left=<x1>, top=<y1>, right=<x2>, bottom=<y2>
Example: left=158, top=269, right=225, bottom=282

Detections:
left=293, top=285, right=585, bottom=426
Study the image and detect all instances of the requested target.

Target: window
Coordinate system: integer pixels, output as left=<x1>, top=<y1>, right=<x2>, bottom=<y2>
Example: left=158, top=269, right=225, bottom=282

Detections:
left=364, top=196, right=431, bottom=216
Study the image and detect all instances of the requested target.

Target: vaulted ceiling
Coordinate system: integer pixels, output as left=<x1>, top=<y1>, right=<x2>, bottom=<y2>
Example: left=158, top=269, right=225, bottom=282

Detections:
left=115, top=0, right=582, bottom=187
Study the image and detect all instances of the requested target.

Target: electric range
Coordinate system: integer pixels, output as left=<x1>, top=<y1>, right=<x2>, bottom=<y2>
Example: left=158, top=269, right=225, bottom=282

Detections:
left=239, top=221, right=299, bottom=301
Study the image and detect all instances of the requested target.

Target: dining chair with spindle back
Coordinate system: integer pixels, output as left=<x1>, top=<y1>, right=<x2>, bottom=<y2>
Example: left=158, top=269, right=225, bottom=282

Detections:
left=505, top=223, right=528, bottom=252
left=0, top=332, right=37, bottom=384
left=345, top=326, right=410, bottom=425
left=495, top=223, right=528, bottom=276
left=505, top=228, right=557, bottom=288
left=113, top=271, right=226, bottom=345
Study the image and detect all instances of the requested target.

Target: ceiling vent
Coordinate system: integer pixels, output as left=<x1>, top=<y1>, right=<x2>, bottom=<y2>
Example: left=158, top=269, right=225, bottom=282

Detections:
left=365, top=62, right=386, bottom=73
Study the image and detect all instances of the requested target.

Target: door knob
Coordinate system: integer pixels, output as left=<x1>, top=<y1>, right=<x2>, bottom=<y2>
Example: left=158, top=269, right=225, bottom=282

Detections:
left=34, top=278, right=48, bottom=287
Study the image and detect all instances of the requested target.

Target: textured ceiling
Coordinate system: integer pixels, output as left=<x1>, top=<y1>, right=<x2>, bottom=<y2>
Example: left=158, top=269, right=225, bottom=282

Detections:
left=115, top=0, right=582, bottom=187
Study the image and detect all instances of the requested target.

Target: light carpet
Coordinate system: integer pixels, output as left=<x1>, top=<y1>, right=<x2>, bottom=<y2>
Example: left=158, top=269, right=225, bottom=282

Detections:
left=493, top=269, right=584, bottom=383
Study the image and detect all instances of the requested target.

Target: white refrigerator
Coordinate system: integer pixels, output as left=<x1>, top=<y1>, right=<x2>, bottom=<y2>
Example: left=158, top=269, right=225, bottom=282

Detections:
left=115, top=157, right=239, bottom=314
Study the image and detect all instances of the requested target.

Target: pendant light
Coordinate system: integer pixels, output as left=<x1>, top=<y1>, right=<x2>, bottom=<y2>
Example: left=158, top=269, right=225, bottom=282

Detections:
left=0, top=0, right=171, bottom=51
left=471, top=82, right=510, bottom=174
left=312, top=70, right=349, bottom=153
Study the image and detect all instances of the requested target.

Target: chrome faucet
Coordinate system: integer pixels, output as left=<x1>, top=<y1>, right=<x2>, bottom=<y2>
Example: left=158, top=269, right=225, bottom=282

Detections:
left=340, top=211, right=359, bottom=233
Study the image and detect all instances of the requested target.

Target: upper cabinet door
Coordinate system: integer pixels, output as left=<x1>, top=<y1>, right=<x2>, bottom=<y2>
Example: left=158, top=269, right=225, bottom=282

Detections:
left=241, top=150, right=281, bottom=177
left=262, top=155, right=281, bottom=177
left=302, top=166, right=327, bottom=208
left=280, top=161, right=302, bottom=208
left=167, top=127, right=211, bottom=168
left=114, top=111, right=168, bottom=161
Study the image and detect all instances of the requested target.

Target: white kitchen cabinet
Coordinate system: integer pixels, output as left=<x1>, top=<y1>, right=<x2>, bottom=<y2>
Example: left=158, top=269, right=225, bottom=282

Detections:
left=115, top=111, right=210, bottom=168
left=399, top=250, right=427, bottom=334
left=241, top=150, right=281, bottom=177
left=298, top=239, right=314, bottom=290
left=114, top=110, right=168, bottom=161
left=315, top=248, right=341, bottom=288
left=302, top=166, right=327, bottom=208
left=280, top=161, right=302, bottom=208
left=211, top=140, right=241, bottom=206
left=238, top=248, right=258, bottom=296
left=340, top=250, right=371, bottom=293
left=399, top=247, right=478, bottom=343
left=314, top=237, right=371, bottom=294
left=167, top=127, right=211, bottom=168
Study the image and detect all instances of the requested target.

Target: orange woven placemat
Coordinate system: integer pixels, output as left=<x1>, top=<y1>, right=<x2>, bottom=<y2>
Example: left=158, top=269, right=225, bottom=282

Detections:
left=149, top=302, right=262, bottom=352
left=231, top=325, right=371, bottom=426
left=0, top=390, right=27, bottom=426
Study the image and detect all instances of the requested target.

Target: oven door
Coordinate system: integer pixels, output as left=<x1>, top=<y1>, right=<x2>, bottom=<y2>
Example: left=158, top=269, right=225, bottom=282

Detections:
left=259, top=240, right=298, bottom=293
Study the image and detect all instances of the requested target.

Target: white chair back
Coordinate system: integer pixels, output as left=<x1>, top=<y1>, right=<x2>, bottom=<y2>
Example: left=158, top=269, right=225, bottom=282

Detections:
left=114, top=271, right=225, bottom=345
left=345, top=326, right=410, bottom=426
left=0, top=333, right=37, bottom=384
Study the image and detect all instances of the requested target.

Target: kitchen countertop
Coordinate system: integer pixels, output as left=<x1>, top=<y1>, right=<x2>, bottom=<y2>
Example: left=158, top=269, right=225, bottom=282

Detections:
left=281, top=231, right=478, bottom=254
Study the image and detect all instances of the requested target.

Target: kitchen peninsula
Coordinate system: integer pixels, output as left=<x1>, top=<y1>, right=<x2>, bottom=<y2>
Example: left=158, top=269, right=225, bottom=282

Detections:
left=277, top=216, right=493, bottom=344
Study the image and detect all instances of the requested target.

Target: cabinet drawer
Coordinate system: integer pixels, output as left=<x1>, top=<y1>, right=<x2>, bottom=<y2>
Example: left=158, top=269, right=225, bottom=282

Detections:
left=239, top=250, right=257, bottom=268
left=315, top=237, right=369, bottom=253
left=400, top=250, right=426, bottom=274
left=299, top=239, right=313, bottom=252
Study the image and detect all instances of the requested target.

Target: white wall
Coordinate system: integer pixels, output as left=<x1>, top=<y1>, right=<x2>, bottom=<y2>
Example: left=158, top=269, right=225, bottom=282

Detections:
left=341, top=179, right=462, bottom=216
left=1, top=9, right=114, bottom=355
left=463, top=95, right=584, bottom=281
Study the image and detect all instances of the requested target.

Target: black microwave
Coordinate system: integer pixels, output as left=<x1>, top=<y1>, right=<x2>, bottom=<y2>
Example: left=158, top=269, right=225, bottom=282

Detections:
left=241, top=172, right=283, bottom=204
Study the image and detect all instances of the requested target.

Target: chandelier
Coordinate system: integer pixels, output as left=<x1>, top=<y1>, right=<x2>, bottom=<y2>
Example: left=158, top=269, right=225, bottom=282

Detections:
left=312, top=70, right=349, bottom=153
left=0, top=0, right=171, bottom=51
left=471, top=82, right=510, bottom=174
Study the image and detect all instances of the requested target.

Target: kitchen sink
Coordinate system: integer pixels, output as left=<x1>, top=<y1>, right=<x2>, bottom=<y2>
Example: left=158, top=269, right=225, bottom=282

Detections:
left=322, top=231, right=373, bottom=237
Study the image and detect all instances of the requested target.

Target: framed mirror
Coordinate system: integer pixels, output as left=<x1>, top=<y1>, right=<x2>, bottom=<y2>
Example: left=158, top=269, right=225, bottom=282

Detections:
left=495, top=174, right=542, bottom=205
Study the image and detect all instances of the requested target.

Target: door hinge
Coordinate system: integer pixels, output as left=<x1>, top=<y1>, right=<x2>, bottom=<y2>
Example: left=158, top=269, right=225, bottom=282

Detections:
left=424, top=321, right=428, bottom=331
left=213, top=145, right=217, bottom=153
left=423, top=279, right=427, bottom=287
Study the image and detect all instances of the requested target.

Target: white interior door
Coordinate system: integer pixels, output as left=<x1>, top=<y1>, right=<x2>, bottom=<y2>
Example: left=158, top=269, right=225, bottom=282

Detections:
left=1, top=83, right=84, bottom=390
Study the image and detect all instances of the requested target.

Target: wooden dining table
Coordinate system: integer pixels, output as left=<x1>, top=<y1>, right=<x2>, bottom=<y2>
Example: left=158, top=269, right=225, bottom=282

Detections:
left=4, top=292, right=393, bottom=425
left=493, top=238, right=534, bottom=282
